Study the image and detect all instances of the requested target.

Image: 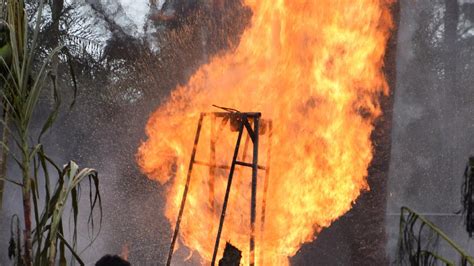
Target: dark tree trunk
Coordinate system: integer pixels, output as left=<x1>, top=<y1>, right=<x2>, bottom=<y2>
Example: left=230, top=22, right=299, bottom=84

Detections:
left=50, top=0, right=63, bottom=91
left=444, top=0, right=459, bottom=97
left=440, top=0, right=460, bottom=184
left=21, top=134, right=32, bottom=266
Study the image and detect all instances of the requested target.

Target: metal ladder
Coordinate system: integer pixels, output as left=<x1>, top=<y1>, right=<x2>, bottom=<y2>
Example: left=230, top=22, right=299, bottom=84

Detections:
left=165, top=110, right=272, bottom=266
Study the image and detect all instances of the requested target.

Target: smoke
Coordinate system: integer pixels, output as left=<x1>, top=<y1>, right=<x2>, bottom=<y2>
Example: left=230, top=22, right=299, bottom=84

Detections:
left=2, top=0, right=473, bottom=264
left=0, top=1, right=165, bottom=264
left=1, top=0, right=250, bottom=264
left=386, top=0, right=474, bottom=261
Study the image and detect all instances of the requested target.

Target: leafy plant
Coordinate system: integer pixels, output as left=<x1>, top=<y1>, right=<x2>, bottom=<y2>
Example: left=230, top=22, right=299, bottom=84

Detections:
left=397, top=207, right=474, bottom=266
left=0, top=0, right=102, bottom=265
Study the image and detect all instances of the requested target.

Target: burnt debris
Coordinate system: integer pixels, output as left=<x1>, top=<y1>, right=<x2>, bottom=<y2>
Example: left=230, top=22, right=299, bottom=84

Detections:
left=218, top=242, right=242, bottom=266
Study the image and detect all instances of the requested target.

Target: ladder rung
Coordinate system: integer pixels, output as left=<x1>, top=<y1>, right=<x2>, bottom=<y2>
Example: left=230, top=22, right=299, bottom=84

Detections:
left=194, top=160, right=230, bottom=169
left=235, top=161, right=266, bottom=170
left=193, top=160, right=266, bottom=170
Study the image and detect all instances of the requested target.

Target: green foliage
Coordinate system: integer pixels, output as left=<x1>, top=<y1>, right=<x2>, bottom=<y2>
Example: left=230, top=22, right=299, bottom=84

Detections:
left=397, top=207, right=474, bottom=266
left=31, top=157, right=101, bottom=266
left=0, top=0, right=102, bottom=265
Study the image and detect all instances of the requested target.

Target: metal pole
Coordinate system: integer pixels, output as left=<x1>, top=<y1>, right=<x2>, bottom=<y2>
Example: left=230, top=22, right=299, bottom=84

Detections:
left=241, top=133, right=250, bottom=162
left=259, top=121, right=272, bottom=266
left=250, top=117, right=259, bottom=266
left=166, top=113, right=204, bottom=266
left=211, top=115, right=245, bottom=266
left=209, top=114, right=216, bottom=212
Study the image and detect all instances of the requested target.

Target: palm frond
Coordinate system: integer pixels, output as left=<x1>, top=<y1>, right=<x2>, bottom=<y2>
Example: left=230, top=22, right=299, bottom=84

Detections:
left=0, top=1, right=102, bottom=265
left=30, top=154, right=102, bottom=265
left=396, top=207, right=474, bottom=265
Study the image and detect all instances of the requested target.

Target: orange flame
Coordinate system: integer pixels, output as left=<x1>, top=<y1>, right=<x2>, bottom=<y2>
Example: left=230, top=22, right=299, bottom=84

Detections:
left=137, top=0, right=394, bottom=264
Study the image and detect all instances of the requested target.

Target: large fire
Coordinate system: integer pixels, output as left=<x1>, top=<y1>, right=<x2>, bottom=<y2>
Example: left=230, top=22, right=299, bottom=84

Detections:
left=137, top=0, right=394, bottom=264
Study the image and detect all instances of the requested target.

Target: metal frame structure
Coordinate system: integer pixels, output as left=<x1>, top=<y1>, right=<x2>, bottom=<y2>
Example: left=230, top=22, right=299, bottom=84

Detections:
left=165, top=111, right=273, bottom=266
